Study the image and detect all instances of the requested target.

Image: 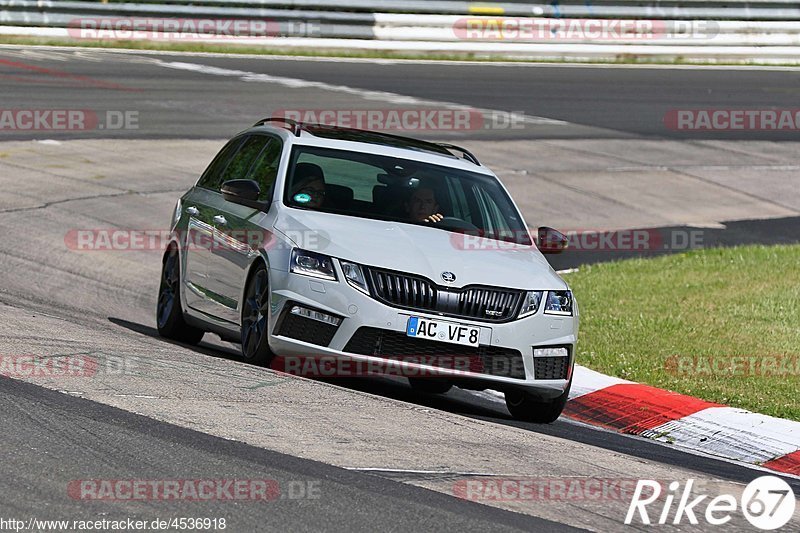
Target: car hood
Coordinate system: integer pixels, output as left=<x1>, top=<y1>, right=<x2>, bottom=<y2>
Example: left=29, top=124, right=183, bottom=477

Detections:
left=274, top=210, right=568, bottom=291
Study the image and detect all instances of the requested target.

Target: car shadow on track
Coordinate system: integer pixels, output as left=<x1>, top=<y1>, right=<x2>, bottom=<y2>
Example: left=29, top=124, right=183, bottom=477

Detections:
left=108, top=316, right=241, bottom=360
left=107, top=316, right=513, bottom=421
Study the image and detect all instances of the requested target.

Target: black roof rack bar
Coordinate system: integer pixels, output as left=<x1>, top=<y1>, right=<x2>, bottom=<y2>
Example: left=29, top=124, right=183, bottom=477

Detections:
left=292, top=121, right=454, bottom=158
left=253, top=117, right=303, bottom=137
left=436, top=143, right=481, bottom=166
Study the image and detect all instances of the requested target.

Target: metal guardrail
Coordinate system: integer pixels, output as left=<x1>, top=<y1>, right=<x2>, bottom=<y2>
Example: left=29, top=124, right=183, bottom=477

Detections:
left=4, top=0, right=800, bottom=20
left=98, top=0, right=800, bottom=8
left=2, top=0, right=800, bottom=62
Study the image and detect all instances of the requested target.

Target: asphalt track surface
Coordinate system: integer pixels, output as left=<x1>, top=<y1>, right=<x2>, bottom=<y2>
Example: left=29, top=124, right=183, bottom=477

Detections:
left=0, top=47, right=799, bottom=531
left=0, top=377, right=571, bottom=532
left=0, top=47, right=799, bottom=141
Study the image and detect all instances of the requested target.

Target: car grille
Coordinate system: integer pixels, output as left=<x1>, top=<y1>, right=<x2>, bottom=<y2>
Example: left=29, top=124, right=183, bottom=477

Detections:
left=534, top=356, right=570, bottom=380
left=343, top=327, right=526, bottom=379
left=363, top=266, right=524, bottom=323
left=274, top=306, right=339, bottom=347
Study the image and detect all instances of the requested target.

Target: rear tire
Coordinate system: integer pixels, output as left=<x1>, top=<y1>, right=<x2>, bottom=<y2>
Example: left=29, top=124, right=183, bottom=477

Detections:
left=156, top=245, right=205, bottom=345
left=240, top=263, right=276, bottom=366
left=408, top=378, right=452, bottom=394
left=505, top=380, right=571, bottom=423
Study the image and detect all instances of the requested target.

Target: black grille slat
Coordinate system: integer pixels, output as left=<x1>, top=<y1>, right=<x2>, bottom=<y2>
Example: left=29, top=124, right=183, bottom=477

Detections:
left=364, top=266, right=523, bottom=323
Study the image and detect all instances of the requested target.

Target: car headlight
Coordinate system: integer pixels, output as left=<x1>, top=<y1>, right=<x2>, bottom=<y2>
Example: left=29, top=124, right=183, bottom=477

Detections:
left=340, top=260, right=370, bottom=295
left=290, top=248, right=337, bottom=281
left=544, top=290, right=573, bottom=316
left=518, top=290, right=543, bottom=318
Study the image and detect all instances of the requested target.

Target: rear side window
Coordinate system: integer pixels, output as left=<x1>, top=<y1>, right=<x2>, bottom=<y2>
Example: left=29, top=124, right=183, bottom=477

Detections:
left=196, top=138, right=243, bottom=191
left=246, top=139, right=283, bottom=201
left=219, top=136, right=271, bottom=186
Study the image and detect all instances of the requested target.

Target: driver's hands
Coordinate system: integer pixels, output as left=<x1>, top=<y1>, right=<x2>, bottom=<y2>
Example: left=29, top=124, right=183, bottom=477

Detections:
left=424, top=213, right=444, bottom=223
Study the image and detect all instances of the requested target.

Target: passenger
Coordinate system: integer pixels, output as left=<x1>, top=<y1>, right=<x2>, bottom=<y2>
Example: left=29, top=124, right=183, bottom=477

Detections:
left=404, top=187, right=444, bottom=223
left=291, top=163, right=326, bottom=209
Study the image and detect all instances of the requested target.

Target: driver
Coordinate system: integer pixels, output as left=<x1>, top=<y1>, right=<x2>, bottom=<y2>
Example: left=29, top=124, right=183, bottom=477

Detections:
left=404, top=187, right=443, bottom=223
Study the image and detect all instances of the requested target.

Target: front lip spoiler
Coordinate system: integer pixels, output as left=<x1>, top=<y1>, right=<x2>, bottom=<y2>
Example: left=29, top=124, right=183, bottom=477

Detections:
left=273, top=344, right=528, bottom=381
left=269, top=336, right=573, bottom=395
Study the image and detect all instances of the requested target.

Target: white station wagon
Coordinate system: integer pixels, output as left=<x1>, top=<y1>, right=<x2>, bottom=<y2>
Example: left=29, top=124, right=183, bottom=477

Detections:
left=157, top=119, right=577, bottom=422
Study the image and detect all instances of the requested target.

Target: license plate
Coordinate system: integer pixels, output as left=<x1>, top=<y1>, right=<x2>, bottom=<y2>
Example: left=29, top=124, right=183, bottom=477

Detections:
left=406, top=317, right=480, bottom=347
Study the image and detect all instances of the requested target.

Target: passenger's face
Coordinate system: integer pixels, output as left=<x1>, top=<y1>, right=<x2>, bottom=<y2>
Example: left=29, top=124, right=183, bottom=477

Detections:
left=295, top=178, right=325, bottom=208
left=407, top=188, right=438, bottom=221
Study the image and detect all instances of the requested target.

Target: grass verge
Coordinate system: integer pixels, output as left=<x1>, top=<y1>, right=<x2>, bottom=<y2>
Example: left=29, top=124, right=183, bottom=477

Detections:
left=563, top=244, right=800, bottom=421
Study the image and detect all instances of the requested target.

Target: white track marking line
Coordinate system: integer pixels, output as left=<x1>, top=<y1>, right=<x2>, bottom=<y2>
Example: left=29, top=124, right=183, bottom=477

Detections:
left=151, top=59, right=568, bottom=126
left=344, top=467, right=502, bottom=476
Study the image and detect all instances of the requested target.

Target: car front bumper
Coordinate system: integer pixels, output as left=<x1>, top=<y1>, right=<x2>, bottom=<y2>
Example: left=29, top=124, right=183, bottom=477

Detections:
left=267, top=268, right=577, bottom=398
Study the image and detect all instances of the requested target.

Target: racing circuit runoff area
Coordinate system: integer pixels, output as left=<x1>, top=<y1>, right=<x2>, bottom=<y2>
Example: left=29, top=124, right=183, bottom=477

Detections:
left=0, top=46, right=799, bottom=532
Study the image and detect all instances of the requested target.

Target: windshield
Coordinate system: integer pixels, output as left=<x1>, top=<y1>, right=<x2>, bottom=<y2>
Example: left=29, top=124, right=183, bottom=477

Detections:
left=283, top=146, right=532, bottom=245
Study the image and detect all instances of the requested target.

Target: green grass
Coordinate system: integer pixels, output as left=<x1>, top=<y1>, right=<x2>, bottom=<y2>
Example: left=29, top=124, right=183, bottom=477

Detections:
left=2, top=36, right=800, bottom=66
left=563, top=244, right=800, bottom=421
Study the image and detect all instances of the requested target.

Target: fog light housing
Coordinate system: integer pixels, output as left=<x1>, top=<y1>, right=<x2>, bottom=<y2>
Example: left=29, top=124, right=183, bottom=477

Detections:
left=290, top=305, right=342, bottom=326
left=533, top=347, right=569, bottom=358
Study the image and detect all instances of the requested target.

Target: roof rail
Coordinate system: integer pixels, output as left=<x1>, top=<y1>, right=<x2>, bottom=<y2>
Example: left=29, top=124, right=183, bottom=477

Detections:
left=436, top=143, right=481, bottom=166
left=252, top=117, right=302, bottom=137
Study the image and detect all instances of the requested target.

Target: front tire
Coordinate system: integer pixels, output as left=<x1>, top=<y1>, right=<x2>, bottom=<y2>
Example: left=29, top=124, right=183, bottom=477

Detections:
left=241, top=263, right=275, bottom=366
left=505, top=380, right=571, bottom=423
left=156, top=245, right=205, bottom=345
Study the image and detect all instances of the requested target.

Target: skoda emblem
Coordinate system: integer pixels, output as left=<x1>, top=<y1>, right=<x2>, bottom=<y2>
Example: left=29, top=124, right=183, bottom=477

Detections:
left=441, top=271, right=456, bottom=283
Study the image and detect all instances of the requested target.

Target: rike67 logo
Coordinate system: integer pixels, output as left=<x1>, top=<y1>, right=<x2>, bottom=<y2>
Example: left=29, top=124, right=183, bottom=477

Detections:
left=626, top=476, right=796, bottom=530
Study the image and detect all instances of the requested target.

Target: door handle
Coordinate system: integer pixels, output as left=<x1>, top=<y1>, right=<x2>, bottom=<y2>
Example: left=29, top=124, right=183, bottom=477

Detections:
left=185, top=206, right=199, bottom=216
left=213, top=215, right=227, bottom=226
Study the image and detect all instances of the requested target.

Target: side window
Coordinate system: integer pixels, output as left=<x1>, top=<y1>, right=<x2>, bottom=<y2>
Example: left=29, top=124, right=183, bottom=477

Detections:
left=474, top=185, right=512, bottom=236
left=246, top=138, right=282, bottom=201
left=219, top=135, right=270, bottom=187
left=196, top=138, right=243, bottom=191
left=445, top=175, right=471, bottom=221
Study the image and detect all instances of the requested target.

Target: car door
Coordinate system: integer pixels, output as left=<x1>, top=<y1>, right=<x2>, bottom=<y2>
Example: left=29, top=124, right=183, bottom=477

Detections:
left=203, top=134, right=281, bottom=323
left=182, top=136, right=244, bottom=316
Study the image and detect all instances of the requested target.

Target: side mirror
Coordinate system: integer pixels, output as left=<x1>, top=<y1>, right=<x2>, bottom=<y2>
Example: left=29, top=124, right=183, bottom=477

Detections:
left=221, top=180, right=268, bottom=210
left=537, top=226, right=569, bottom=254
